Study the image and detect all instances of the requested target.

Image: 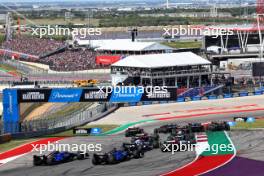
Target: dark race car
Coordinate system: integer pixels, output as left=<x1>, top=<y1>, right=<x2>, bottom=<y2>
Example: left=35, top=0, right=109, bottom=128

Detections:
left=122, top=143, right=145, bottom=158
left=92, top=146, right=144, bottom=165
left=154, top=124, right=179, bottom=134
left=207, top=122, right=230, bottom=131
left=160, top=133, right=196, bottom=152
left=92, top=149, right=129, bottom=165
left=131, top=133, right=160, bottom=150
left=125, top=127, right=144, bottom=137
left=188, top=123, right=205, bottom=132
left=33, top=151, right=89, bottom=166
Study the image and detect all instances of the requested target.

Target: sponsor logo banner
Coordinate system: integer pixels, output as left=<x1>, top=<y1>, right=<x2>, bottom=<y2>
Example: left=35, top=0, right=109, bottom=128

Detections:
left=110, top=87, right=143, bottom=102
left=91, top=128, right=102, bottom=135
left=17, top=89, right=50, bottom=102
left=9, top=87, right=178, bottom=103
left=141, top=87, right=177, bottom=101
left=3, top=89, right=20, bottom=133
left=48, top=89, right=82, bottom=102
left=80, top=88, right=110, bottom=102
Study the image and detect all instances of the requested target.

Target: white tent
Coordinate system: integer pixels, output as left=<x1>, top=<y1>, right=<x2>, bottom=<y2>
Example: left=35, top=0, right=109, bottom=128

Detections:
left=75, top=39, right=173, bottom=51
left=112, top=52, right=211, bottom=68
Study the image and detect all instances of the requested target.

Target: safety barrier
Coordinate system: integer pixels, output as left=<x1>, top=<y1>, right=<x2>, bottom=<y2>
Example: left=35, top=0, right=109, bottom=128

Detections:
left=123, top=89, right=264, bottom=107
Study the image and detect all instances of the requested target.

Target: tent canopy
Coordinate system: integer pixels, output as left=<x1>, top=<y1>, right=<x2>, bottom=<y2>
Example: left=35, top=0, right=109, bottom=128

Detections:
left=76, top=39, right=173, bottom=51
left=112, top=52, right=211, bottom=68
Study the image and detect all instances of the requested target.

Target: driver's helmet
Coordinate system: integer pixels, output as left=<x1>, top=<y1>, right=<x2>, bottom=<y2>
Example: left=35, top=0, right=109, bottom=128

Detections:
left=112, top=147, right=117, bottom=152
left=135, top=139, right=143, bottom=145
left=177, top=130, right=183, bottom=135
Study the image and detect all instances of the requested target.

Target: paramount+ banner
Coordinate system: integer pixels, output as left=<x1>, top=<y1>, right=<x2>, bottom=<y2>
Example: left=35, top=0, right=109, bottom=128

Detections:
left=16, top=86, right=177, bottom=103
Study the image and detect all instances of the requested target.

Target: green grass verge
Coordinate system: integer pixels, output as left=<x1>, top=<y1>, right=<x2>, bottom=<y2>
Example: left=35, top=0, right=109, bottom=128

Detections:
left=231, top=119, right=264, bottom=129
left=0, top=64, right=22, bottom=76
left=162, top=41, right=202, bottom=49
left=0, top=139, right=37, bottom=153
left=46, top=124, right=119, bottom=137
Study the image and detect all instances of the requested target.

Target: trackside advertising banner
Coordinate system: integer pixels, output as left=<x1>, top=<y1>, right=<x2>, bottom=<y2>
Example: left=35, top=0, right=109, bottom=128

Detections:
left=3, top=87, right=176, bottom=133
left=16, top=87, right=177, bottom=103
left=3, top=89, right=20, bottom=133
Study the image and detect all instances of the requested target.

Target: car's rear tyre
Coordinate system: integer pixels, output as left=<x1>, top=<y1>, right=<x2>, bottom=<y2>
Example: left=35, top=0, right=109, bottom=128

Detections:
left=92, top=157, right=99, bottom=165
left=153, top=140, right=159, bottom=148
left=46, top=157, right=54, bottom=165
left=33, top=156, right=43, bottom=166
left=107, top=154, right=115, bottom=164
left=133, top=150, right=144, bottom=159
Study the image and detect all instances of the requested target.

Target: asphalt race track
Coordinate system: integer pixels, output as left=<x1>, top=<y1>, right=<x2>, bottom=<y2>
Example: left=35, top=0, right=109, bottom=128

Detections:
left=1, top=126, right=264, bottom=176
left=1, top=96, right=264, bottom=176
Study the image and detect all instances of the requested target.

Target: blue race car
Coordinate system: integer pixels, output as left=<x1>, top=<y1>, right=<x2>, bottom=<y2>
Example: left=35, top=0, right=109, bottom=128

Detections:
left=92, top=146, right=144, bottom=165
left=33, top=151, right=89, bottom=166
left=92, top=149, right=129, bottom=165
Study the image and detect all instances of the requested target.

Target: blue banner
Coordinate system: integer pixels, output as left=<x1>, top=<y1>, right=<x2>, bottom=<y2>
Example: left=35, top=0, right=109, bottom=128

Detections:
left=3, top=89, right=20, bottom=133
left=110, top=87, right=143, bottom=102
left=246, top=117, right=256, bottom=123
left=91, top=128, right=102, bottom=135
left=227, top=121, right=237, bottom=127
left=48, top=89, right=82, bottom=102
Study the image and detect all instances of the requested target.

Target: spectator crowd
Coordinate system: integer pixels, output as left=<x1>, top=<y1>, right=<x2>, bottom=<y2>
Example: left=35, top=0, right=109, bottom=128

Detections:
left=2, top=36, right=64, bottom=56
left=41, top=49, right=97, bottom=71
left=1, top=36, right=98, bottom=71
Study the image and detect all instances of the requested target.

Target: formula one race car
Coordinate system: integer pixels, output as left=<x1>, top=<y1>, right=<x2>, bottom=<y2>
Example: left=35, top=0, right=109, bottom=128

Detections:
left=33, top=151, right=89, bottom=166
left=131, top=133, right=160, bottom=150
left=92, top=149, right=129, bottom=165
left=122, top=143, right=145, bottom=158
left=160, top=134, right=195, bottom=152
left=125, top=127, right=144, bottom=137
left=167, top=131, right=196, bottom=144
left=188, top=123, right=205, bottom=133
left=154, top=124, right=179, bottom=134
left=207, top=122, right=230, bottom=131
left=92, top=145, right=144, bottom=165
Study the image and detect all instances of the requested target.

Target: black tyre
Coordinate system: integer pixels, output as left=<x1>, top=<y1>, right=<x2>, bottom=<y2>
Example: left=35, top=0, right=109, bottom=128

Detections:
left=153, top=140, right=159, bottom=148
left=92, top=156, right=99, bottom=165
left=46, top=156, right=54, bottom=165
left=132, top=150, right=143, bottom=159
left=107, top=154, right=115, bottom=164
left=33, top=156, right=43, bottom=166
left=77, top=152, right=85, bottom=160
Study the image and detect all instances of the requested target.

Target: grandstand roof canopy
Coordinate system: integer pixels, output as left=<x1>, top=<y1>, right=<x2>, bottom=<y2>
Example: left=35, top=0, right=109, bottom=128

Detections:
left=76, top=39, right=173, bottom=51
left=112, top=52, right=211, bottom=68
